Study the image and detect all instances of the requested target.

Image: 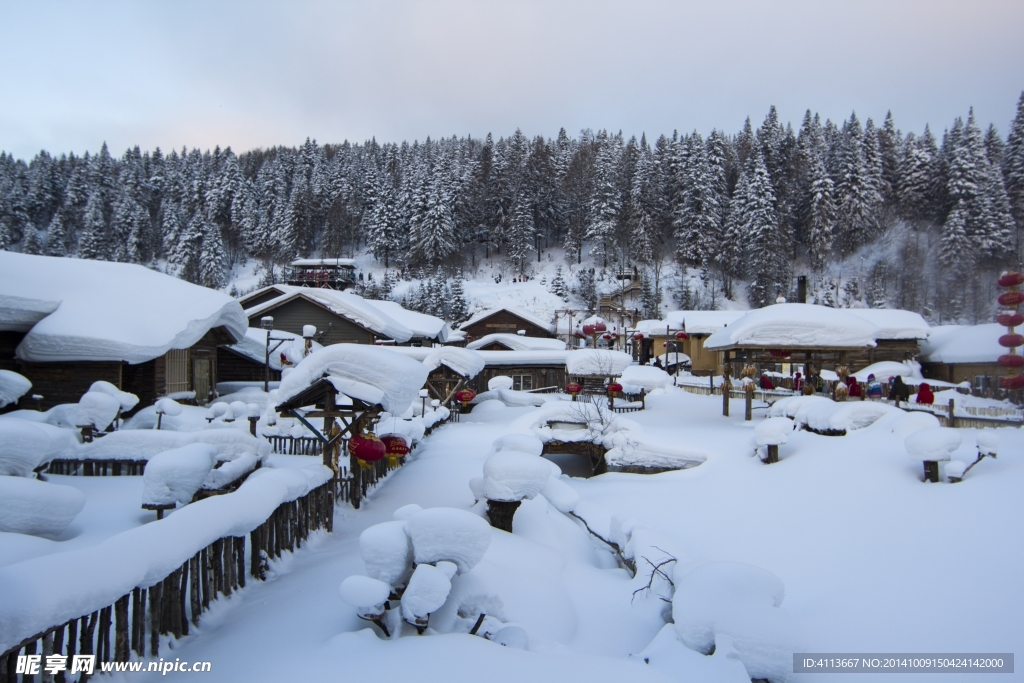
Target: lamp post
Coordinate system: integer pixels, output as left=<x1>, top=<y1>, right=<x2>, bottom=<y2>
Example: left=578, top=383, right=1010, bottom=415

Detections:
left=262, top=316, right=289, bottom=393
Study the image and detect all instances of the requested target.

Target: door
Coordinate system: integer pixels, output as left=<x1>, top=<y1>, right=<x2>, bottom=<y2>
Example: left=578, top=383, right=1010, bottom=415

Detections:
left=193, top=357, right=211, bottom=405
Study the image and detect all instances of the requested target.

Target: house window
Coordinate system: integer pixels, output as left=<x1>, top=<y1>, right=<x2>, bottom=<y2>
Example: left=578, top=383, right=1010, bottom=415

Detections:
left=974, top=375, right=991, bottom=394
left=166, top=349, right=190, bottom=395
left=512, top=374, right=534, bottom=391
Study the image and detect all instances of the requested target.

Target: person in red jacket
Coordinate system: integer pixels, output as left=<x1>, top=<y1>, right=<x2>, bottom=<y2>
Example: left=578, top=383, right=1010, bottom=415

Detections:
left=793, top=372, right=803, bottom=393
left=916, top=382, right=935, bottom=405
left=848, top=378, right=863, bottom=399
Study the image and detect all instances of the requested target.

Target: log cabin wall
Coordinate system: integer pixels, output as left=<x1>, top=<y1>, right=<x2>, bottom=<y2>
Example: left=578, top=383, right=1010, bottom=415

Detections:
left=248, top=297, right=375, bottom=345
left=12, top=361, right=123, bottom=411
left=217, top=347, right=282, bottom=383
left=0, top=331, right=25, bottom=372
left=462, top=310, right=554, bottom=339
left=470, top=365, right=566, bottom=393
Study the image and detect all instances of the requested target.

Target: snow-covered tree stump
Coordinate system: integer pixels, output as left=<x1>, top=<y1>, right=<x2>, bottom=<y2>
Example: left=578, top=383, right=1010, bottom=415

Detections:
left=481, top=450, right=550, bottom=532
left=485, top=499, right=521, bottom=533
left=905, top=428, right=961, bottom=483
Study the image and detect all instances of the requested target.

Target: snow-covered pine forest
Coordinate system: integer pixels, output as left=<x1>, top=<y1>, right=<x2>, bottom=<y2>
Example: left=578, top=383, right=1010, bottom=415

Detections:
left=2, top=95, right=1024, bottom=322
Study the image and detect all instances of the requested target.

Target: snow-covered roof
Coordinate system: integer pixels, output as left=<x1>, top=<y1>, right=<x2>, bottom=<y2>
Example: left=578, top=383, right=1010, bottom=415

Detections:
left=565, top=349, right=633, bottom=376
left=846, top=309, right=930, bottom=340
left=227, top=328, right=322, bottom=371
left=460, top=306, right=555, bottom=334
left=277, top=344, right=429, bottom=414
left=704, top=304, right=879, bottom=350
left=474, top=350, right=570, bottom=366
left=245, top=286, right=428, bottom=344
left=421, top=347, right=485, bottom=378
left=633, top=310, right=745, bottom=336
left=289, top=258, right=356, bottom=268
left=466, top=333, right=566, bottom=352
left=0, top=252, right=247, bottom=364
left=360, top=298, right=450, bottom=342
left=919, top=324, right=1004, bottom=364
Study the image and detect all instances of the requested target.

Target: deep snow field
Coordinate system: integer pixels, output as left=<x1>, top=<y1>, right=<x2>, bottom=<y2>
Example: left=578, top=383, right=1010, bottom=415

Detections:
left=57, top=388, right=1021, bottom=683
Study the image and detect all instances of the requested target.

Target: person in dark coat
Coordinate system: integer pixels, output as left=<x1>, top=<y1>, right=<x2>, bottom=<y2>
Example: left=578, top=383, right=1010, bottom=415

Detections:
left=889, top=375, right=911, bottom=406
left=916, top=382, right=935, bottom=405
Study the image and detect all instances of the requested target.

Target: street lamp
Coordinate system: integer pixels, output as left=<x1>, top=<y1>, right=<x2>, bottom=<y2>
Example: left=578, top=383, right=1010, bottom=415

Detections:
left=262, top=316, right=289, bottom=393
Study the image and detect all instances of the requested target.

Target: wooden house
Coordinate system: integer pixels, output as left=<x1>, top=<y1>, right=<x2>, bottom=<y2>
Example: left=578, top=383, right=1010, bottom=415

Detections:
left=0, top=252, right=247, bottom=412
left=469, top=350, right=569, bottom=393
left=920, top=324, right=1004, bottom=395
left=460, top=307, right=555, bottom=340
left=633, top=311, right=744, bottom=375
left=284, top=258, right=357, bottom=290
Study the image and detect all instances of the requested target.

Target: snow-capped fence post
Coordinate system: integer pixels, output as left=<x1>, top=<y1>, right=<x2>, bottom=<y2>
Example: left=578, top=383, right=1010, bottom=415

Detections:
left=947, top=399, right=956, bottom=428
left=745, top=383, right=754, bottom=421
left=721, top=367, right=731, bottom=417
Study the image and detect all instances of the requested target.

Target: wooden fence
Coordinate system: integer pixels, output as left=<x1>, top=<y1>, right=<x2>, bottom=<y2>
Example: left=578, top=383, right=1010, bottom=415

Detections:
left=45, top=460, right=148, bottom=476
left=264, top=435, right=323, bottom=456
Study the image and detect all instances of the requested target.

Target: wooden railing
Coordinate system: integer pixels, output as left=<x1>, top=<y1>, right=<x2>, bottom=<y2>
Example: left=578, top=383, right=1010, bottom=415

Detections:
left=46, top=460, right=148, bottom=476
left=264, top=435, right=323, bottom=456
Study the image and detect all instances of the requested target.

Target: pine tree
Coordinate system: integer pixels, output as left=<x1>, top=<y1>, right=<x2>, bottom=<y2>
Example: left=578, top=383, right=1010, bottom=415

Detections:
left=576, top=268, right=597, bottom=312
left=507, top=195, right=535, bottom=274
left=674, top=133, right=721, bottom=269
left=834, top=113, right=882, bottom=256
left=200, top=223, right=227, bottom=288
left=449, top=277, right=469, bottom=323
left=806, top=156, right=836, bottom=272
left=743, top=149, right=788, bottom=308
left=45, top=211, right=70, bottom=256
left=78, top=189, right=109, bottom=260
left=549, top=266, right=568, bottom=300
left=1004, top=91, right=1024, bottom=256
left=585, top=130, right=620, bottom=267
left=22, top=228, right=45, bottom=255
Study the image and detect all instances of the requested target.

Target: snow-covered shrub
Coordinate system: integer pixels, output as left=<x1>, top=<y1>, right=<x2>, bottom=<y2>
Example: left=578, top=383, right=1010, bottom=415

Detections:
left=905, top=427, right=961, bottom=483
left=488, top=376, right=514, bottom=391
left=976, top=431, right=1000, bottom=457
left=0, top=419, right=81, bottom=476
left=339, top=575, right=392, bottom=618
left=360, top=520, right=414, bottom=587
left=482, top=451, right=551, bottom=502
left=0, top=476, right=85, bottom=536
left=406, top=507, right=491, bottom=574
left=88, top=380, right=139, bottom=412
left=141, top=443, right=217, bottom=507
left=0, top=370, right=32, bottom=408
left=754, top=417, right=795, bottom=447
left=74, top=391, right=121, bottom=430
left=672, top=561, right=792, bottom=682
left=401, top=563, right=452, bottom=629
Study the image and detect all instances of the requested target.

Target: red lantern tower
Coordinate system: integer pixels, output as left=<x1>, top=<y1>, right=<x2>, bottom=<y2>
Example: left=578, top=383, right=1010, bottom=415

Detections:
left=997, top=272, right=1024, bottom=392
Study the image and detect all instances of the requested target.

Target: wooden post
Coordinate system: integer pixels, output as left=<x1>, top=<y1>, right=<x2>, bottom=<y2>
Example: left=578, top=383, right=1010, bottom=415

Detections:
left=766, top=444, right=779, bottom=464
left=745, top=388, right=753, bottom=421
left=923, top=460, right=940, bottom=483
left=114, top=595, right=129, bottom=662
left=948, top=399, right=956, bottom=428
left=486, top=499, right=521, bottom=532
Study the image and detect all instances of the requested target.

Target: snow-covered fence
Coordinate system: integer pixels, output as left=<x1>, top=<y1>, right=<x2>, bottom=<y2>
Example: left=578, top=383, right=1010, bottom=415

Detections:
left=264, top=434, right=323, bottom=456
left=0, top=471, right=335, bottom=672
left=46, top=459, right=148, bottom=476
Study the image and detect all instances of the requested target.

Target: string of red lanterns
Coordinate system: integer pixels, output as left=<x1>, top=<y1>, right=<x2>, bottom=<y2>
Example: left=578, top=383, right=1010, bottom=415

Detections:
left=997, top=271, right=1024, bottom=391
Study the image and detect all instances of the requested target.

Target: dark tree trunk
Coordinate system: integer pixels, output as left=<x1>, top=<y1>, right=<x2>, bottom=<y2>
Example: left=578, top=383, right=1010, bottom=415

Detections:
left=486, top=499, right=521, bottom=533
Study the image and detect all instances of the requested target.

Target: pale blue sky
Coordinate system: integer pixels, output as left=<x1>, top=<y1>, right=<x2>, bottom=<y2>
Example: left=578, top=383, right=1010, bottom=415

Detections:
left=1, top=0, right=1022, bottom=159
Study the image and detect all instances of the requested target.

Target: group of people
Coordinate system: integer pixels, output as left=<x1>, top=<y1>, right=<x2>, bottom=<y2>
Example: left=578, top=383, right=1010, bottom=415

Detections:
left=758, top=370, right=935, bottom=405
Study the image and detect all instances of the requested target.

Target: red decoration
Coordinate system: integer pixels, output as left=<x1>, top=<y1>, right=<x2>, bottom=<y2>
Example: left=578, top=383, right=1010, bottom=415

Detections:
left=999, top=333, right=1024, bottom=349
left=582, top=324, right=596, bottom=336
left=381, top=435, right=409, bottom=457
left=998, top=291, right=1024, bottom=307
left=455, top=388, right=477, bottom=404
left=633, top=332, right=645, bottom=340
left=349, top=433, right=385, bottom=462
left=769, top=349, right=792, bottom=358
left=999, top=375, right=1024, bottom=390
left=997, top=312, right=1024, bottom=327
left=607, top=382, right=623, bottom=395
left=566, top=382, right=583, bottom=395
left=675, top=331, right=688, bottom=340
left=602, top=333, right=613, bottom=341
left=998, top=272, right=1024, bottom=288
left=998, top=353, right=1024, bottom=368
left=593, top=321, right=607, bottom=333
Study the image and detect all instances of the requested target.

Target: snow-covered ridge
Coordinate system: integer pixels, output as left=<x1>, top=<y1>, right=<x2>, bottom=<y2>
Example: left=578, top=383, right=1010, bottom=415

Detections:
left=466, top=333, right=566, bottom=352
left=460, top=306, right=555, bottom=334
left=920, top=323, right=1005, bottom=364
left=0, top=252, right=247, bottom=364
left=705, top=303, right=881, bottom=349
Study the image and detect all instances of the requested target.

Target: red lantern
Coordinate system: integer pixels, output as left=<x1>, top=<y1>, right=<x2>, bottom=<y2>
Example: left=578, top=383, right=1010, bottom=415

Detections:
left=574, top=330, right=586, bottom=339
left=998, top=353, right=1024, bottom=368
left=349, top=433, right=385, bottom=463
left=593, top=321, right=607, bottom=333
left=998, top=272, right=1024, bottom=288
left=582, top=324, right=596, bottom=336
left=607, top=382, right=623, bottom=396
left=455, top=388, right=477, bottom=404
left=566, top=381, right=582, bottom=395
left=675, top=331, right=688, bottom=341
left=633, top=332, right=645, bottom=340
left=602, top=333, right=613, bottom=341
left=999, top=334, right=1024, bottom=349
left=1000, top=375, right=1024, bottom=390
left=998, top=291, right=1024, bottom=307
left=997, top=312, right=1024, bottom=327
left=381, top=434, right=410, bottom=467
left=769, top=349, right=792, bottom=358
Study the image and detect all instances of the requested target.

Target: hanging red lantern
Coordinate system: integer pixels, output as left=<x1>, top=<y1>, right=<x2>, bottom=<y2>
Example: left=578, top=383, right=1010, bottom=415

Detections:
left=769, top=349, right=792, bottom=358
left=602, top=333, right=613, bottom=341
left=998, top=353, right=1024, bottom=368
left=455, top=388, right=477, bottom=404
left=349, top=433, right=385, bottom=463
left=381, top=434, right=409, bottom=467
left=998, top=291, right=1024, bottom=307
left=633, top=332, right=645, bottom=340
left=997, top=312, right=1024, bottom=327
left=675, top=331, right=688, bottom=341
left=574, top=330, right=586, bottom=339
left=593, top=321, right=607, bottom=333
left=1000, top=375, right=1024, bottom=390
left=998, top=272, right=1024, bottom=288
left=582, top=324, right=597, bottom=336
left=607, top=381, right=623, bottom=396
left=999, top=334, right=1024, bottom=348
left=566, top=381, right=583, bottom=395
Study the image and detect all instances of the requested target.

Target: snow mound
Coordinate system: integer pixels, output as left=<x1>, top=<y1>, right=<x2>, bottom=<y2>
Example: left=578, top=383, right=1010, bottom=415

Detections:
left=565, top=349, right=633, bottom=376
left=755, top=417, right=795, bottom=447
left=673, top=561, right=792, bottom=682
left=905, top=428, right=961, bottom=462
left=801, top=400, right=902, bottom=432
left=0, top=419, right=81, bottom=476
left=482, top=451, right=552, bottom=501
left=142, top=444, right=217, bottom=506
left=203, top=453, right=259, bottom=490
left=420, top=347, right=485, bottom=378
left=76, top=428, right=270, bottom=463
left=491, top=433, right=544, bottom=456
left=154, top=398, right=183, bottom=417
left=704, top=303, right=879, bottom=350
left=620, top=365, right=670, bottom=391
left=945, top=461, right=967, bottom=480
left=401, top=563, right=452, bottom=624
left=976, top=431, right=1000, bottom=456
left=851, top=360, right=923, bottom=384
left=488, top=376, right=514, bottom=391
left=0, top=477, right=86, bottom=536
left=74, top=391, right=121, bottom=430
left=339, top=575, right=391, bottom=610
left=88, top=381, right=139, bottom=412
left=277, top=344, right=428, bottom=414
left=0, top=370, right=31, bottom=408
left=470, top=388, right=552, bottom=408
left=0, top=251, right=247, bottom=364
left=360, top=520, right=413, bottom=587
left=603, top=437, right=708, bottom=470
left=392, top=504, right=423, bottom=521
left=768, top=395, right=832, bottom=420
left=890, top=411, right=941, bottom=439
left=466, top=333, right=566, bottom=352
left=406, top=507, right=491, bottom=574
left=541, top=476, right=579, bottom=513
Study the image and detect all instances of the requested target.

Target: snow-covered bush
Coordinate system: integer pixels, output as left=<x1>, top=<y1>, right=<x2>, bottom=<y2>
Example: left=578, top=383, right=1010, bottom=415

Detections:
left=0, top=370, right=32, bottom=408
left=339, top=575, right=392, bottom=618
left=360, top=520, right=414, bottom=587
left=0, top=476, right=85, bottom=536
left=754, top=417, right=794, bottom=447
left=88, top=380, right=139, bottom=412
left=74, top=391, right=121, bottom=431
left=488, top=376, right=514, bottom=391
left=401, top=563, right=452, bottom=629
left=905, top=427, right=961, bottom=483
left=0, top=419, right=81, bottom=476
left=672, top=561, right=792, bottom=682
left=406, top=507, right=491, bottom=574
left=481, top=450, right=551, bottom=531
left=141, top=443, right=217, bottom=507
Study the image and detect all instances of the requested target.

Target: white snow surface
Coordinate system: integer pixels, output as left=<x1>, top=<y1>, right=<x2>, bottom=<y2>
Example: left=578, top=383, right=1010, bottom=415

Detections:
left=488, top=376, right=514, bottom=391
left=460, top=306, right=555, bottom=334
left=359, top=520, right=413, bottom=587
left=73, top=428, right=271, bottom=463
left=704, top=303, right=880, bottom=349
left=890, top=411, right=941, bottom=439
left=945, top=461, right=967, bottom=479
left=541, top=476, right=580, bottom=513
left=0, top=477, right=86, bottom=537
left=202, top=453, right=259, bottom=490
left=482, top=451, right=552, bottom=501
left=338, top=575, right=391, bottom=610
left=492, top=433, right=544, bottom=457
left=466, top=333, right=566, bottom=352
left=754, top=417, right=795, bottom=447
left=0, top=252, right=247, bottom=363
left=230, top=327, right=323, bottom=371
left=141, top=444, right=217, bottom=506
left=401, top=563, right=452, bottom=622
left=0, top=419, right=81, bottom=476
left=905, top=428, right=962, bottom=462
left=87, top=380, right=139, bottom=411
left=420, top=346, right=485, bottom=378
left=846, top=308, right=930, bottom=340
left=277, top=344, right=428, bottom=414
left=405, top=507, right=491, bottom=574
left=919, top=323, right=1005, bottom=364
left=620, top=365, right=670, bottom=391
left=851, top=360, right=924, bottom=383
left=74, top=391, right=121, bottom=430
left=473, top=349, right=569, bottom=367
left=565, top=349, right=633, bottom=376
left=0, top=370, right=31, bottom=408
left=672, top=561, right=792, bottom=682
left=976, top=431, right=1000, bottom=456
left=362, top=298, right=451, bottom=342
